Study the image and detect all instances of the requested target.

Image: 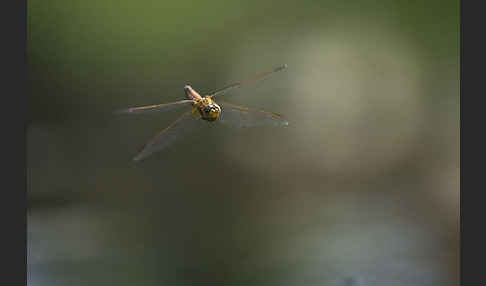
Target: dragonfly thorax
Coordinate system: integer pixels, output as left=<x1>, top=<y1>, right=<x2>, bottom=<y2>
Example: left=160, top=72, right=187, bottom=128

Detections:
left=193, top=96, right=221, bottom=121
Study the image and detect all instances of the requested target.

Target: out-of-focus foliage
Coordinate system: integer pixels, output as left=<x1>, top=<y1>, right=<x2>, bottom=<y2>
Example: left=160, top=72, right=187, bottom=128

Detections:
left=28, top=0, right=459, bottom=285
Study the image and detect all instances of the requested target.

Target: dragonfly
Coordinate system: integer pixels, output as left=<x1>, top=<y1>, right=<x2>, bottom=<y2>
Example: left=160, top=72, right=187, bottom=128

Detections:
left=116, top=64, right=289, bottom=161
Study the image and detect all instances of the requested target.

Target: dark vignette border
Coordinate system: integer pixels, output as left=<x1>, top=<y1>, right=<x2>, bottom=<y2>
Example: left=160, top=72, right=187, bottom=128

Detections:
left=1, top=0, right=27, bottom=285
left=461, top=0, right=484, bottom=285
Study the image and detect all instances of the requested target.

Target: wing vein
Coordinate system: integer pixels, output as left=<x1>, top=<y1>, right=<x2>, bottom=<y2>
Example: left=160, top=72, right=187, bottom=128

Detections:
left=133, top=110, right=195, bottom=161
left=207, top=64, right=287, bottom=98
left=115, top=100, right=194, bottom=114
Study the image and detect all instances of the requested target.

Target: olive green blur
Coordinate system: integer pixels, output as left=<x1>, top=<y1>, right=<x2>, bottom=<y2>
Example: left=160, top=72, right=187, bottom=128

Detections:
left=27, top=0, right=459, bottom=285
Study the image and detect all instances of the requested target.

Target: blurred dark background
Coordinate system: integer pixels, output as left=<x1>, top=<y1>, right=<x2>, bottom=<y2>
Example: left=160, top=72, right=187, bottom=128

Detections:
left=27, top=0, right=459, bottom=285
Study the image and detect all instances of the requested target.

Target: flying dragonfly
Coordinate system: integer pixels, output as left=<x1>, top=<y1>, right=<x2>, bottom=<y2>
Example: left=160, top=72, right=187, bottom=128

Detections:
left=116, top=64, right=289, bottom=161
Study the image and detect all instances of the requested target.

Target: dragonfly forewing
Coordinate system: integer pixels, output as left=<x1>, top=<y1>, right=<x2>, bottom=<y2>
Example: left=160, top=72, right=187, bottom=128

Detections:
left=115, top=100, right=194, bottom=114
left=133, top=111, right=200, bottom=161
left=218, top=102, right=289, bottom=128
left=207, top=64, right=287, bottom=99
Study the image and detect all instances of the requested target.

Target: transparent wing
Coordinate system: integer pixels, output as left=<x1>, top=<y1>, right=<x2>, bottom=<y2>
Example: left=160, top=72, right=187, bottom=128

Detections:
left=114, top=100, right=194, bottom=114
left=207, top=64, right=287, bottom=99
left=133, top=111, right=200, bottom=161
left=218, top=102, right=289, bottom=128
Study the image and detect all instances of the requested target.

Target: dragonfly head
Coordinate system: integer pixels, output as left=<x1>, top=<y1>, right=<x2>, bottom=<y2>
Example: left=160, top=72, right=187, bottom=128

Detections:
left=195, top=96, right=221, bottom=121
left=201, top=103, right=221, bottom=121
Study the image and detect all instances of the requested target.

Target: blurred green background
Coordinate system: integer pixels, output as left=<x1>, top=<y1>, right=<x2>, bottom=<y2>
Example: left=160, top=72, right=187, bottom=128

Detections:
left=27, top=0, right=459, bottom=285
